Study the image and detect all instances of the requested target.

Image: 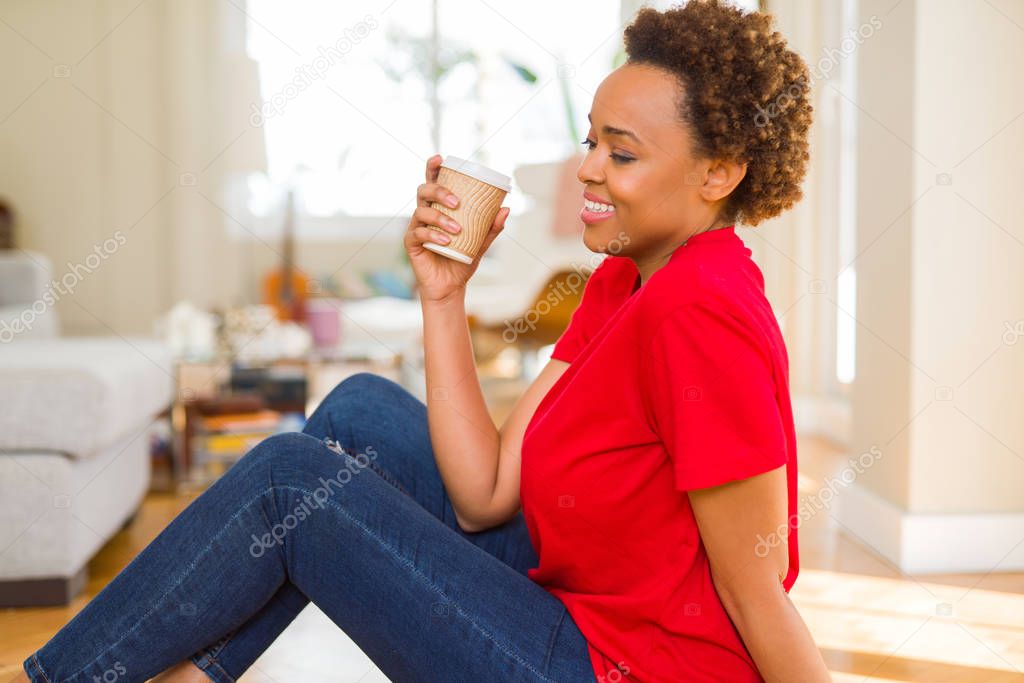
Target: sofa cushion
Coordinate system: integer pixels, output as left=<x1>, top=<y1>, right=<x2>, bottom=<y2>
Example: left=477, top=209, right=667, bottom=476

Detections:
left=0, top=337, right=173, bottom=458
left=0, top=431, right=151, bottom=580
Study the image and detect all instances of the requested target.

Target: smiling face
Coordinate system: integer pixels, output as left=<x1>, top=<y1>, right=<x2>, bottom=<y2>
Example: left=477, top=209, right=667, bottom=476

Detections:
left=578, top=62, right=747, bottom=275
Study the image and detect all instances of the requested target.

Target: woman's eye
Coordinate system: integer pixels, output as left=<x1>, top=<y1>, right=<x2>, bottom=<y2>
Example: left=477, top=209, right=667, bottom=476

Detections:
left=581, top=138, right=634, bottom=163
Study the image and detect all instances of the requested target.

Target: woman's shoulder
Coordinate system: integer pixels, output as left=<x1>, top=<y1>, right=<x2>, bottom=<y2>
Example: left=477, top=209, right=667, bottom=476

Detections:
left=634, top=246, right=769, bottom=329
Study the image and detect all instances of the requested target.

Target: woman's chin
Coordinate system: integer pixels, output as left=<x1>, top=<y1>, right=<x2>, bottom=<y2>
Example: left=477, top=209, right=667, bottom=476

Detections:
left=582, top=223, right=627, bottom=255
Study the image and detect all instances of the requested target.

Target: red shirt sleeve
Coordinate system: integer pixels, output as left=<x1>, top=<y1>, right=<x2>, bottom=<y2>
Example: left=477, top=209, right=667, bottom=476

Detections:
left=640, top=299, right=788, bottom=491
left=549, top=259, right=614, bottom=363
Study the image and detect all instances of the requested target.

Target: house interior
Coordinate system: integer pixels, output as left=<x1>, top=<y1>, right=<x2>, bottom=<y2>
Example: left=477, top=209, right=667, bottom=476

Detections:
left=1, top=0, right=1023, bottom=680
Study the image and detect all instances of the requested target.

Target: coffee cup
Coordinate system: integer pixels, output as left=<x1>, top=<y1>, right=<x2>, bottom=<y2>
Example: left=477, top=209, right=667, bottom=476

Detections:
left=424, top=155, right=511, bottom=264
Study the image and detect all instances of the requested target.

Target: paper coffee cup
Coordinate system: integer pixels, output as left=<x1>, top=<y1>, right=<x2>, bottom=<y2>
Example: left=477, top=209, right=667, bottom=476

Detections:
left=424, top=155, right=511, bottom=264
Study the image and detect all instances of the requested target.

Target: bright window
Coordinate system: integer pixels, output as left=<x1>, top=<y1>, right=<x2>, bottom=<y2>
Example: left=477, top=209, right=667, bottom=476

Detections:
left=241, top=0, right=622, bottom=226
left=835, top=0, right=859, bottom=386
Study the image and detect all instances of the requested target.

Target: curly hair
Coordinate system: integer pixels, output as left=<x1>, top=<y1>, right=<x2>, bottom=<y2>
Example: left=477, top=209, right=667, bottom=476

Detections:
left=623, top=0, right=813, bottom=227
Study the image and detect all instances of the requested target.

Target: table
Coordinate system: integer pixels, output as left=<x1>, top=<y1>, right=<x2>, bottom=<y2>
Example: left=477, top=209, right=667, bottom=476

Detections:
left=167, top=353, right=404, bottom=491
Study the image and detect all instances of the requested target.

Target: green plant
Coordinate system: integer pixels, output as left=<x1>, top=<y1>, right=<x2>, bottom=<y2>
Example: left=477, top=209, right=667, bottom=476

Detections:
left=376, top=24, right=479, bottom=151
left=505, top=44, right=627, bottom=154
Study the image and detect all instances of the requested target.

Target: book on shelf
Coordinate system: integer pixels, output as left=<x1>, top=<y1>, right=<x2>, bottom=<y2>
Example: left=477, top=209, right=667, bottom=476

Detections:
left=200, top=410, right=282, bottom=433
left=202, top=432, right=276, bottom=455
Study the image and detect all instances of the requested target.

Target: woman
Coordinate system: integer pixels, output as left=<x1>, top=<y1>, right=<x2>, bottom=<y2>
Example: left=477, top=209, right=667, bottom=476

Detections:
left=16, top=1, right=829, bottom=681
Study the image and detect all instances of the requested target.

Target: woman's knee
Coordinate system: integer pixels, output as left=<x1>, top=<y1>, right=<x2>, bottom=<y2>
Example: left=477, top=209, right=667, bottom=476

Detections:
left=305, top=372, right=419, bottom=446
left=244, top=432, right=379, bottom=489
left=320, top=372, right=411, bottom=413
left=241, top=432, right=325, bottom=477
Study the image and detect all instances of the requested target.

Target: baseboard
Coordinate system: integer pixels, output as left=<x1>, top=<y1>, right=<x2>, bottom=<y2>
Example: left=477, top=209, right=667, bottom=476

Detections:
left=835, top=481, right=1024, bottom=574
left=0, top=565, right=88, bottom=607
left=793, top=393, right=850, bottom=446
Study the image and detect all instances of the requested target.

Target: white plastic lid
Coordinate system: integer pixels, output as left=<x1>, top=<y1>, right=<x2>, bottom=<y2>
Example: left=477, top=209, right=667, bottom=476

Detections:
left=441, top=155, right=512, bottom=193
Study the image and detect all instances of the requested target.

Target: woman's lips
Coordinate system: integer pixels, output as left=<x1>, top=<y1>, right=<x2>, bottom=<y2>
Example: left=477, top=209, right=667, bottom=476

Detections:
left=581, top=192, right=616, bottom=224
left=580, top=205, right=616, bottom=224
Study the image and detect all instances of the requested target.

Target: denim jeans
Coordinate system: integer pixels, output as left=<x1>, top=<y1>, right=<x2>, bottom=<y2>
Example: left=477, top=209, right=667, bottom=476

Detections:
left=25, top=372, right=597, bottom=683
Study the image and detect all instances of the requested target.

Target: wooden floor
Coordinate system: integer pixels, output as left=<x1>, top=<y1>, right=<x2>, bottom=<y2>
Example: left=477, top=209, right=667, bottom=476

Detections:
left=3, top=378, right=1023, bottom=681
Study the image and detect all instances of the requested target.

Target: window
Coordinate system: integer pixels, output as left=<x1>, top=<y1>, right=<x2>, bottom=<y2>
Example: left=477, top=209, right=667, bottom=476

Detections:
left=834, top=0, right=859, bottom=386
left=238, top=0, right=622, bottom=235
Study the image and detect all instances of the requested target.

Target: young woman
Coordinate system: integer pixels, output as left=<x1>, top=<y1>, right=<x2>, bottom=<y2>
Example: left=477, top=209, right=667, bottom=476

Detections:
left=15, top=1, right=829, bottom=681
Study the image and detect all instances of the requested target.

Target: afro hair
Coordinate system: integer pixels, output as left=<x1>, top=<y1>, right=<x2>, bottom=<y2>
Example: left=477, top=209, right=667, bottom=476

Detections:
left=623, top=0, right=813, bottom=227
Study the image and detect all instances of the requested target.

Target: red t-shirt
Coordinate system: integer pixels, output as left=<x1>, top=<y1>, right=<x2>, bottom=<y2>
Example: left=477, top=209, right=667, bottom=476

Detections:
left=520, top=225, right=799, bottom=683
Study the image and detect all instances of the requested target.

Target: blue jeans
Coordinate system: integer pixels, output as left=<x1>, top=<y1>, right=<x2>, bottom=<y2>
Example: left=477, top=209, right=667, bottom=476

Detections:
left=25, top=373, right=597, bottom=683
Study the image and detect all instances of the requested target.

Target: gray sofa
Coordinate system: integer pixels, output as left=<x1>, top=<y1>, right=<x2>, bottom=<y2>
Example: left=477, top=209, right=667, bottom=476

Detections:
left=0, top=251, right=173, bottom=605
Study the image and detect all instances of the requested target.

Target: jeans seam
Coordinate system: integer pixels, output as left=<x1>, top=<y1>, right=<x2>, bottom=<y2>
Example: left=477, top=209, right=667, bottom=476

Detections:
left=542, top=609, right=567, bottom=676
left=366, top=460, right=414, bottom=497
left=208, top=633, right=231, bottom=658
left=28, top=654, right=52, bottom=683
left=272, top=483, right=559, bottom=683
left=194, top=653, right=236, bottom=683
left=54, top=487, right=276, bottom=683
left=196, top=630, right=234, bottom=665
left=189, top=651, right=236, bottom=683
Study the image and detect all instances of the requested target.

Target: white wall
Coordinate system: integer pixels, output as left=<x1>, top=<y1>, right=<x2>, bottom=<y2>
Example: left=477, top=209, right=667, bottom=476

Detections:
left=837, top=0, right=1024, bottom=572
left=906, top=0, right=1024, bottom=514
left=1, top=1, right=170, bottom=335
left=1, top=1, right=246, bottom=334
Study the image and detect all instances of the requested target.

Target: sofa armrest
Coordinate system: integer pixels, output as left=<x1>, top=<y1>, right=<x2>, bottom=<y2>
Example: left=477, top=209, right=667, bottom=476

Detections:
left=0, top=251, right=59, bottom=340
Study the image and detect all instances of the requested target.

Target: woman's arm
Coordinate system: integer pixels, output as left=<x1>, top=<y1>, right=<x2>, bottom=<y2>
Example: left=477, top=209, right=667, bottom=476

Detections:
left=404, top=154, right=517, bottom=533
left=420, top=294, right=501, bottom=532
left=687, top=465, right=831, bottom=682
left=420, top=296, right=570, bottom=532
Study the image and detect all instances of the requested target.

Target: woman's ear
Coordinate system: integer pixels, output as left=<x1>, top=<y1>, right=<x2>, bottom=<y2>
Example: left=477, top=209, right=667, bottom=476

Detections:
left=700, top=159, right=748, bottom=204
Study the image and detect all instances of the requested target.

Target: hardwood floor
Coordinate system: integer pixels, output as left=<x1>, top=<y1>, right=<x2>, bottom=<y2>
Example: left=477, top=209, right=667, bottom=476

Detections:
left=2, top=379, right=1023, bottom=681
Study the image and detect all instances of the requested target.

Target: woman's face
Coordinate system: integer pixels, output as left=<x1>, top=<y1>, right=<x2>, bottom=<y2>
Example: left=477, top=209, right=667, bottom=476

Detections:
left=578, top=63, right=746, bottom=261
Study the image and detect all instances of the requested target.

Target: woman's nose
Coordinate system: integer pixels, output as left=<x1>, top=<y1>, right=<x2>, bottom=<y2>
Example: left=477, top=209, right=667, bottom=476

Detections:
left=577, top=153, right=603, bottom=185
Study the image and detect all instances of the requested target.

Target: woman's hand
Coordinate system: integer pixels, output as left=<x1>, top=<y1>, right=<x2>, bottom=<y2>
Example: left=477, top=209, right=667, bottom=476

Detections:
left=404, top=154, right=510, bottom=305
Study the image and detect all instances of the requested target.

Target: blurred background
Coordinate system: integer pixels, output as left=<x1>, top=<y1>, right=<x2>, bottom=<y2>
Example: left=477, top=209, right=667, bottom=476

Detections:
left=1, top=0, right=1023, bottom=680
